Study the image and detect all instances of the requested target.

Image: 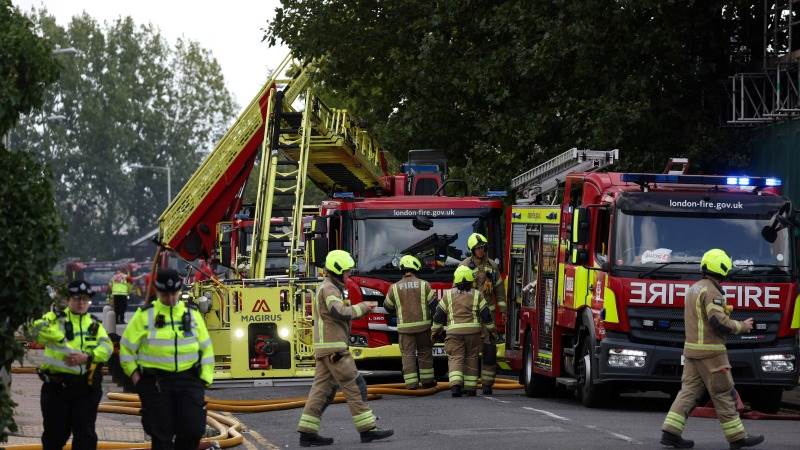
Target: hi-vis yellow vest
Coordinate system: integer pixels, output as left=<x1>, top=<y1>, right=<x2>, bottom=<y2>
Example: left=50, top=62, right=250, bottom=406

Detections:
left=32, top=309, right=112, bottom=375
left=120, top=299, right=215, bottom=385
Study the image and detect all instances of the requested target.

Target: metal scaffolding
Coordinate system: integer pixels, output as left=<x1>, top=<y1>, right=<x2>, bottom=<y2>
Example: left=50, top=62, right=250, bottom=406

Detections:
left=727, top=0, right=800, bottom=125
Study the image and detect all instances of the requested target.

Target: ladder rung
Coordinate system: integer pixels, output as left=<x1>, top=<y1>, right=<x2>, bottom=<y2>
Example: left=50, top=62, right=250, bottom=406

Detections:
left=276, top=160, right=299, bottom=167
left=277, top=143, right=300, bottom=150
left=275, top=175, right=297, bottom=181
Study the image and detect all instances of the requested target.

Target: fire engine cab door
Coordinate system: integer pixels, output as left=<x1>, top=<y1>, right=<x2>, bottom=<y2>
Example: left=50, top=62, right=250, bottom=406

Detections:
left=533, top=224, right=560, bottom=375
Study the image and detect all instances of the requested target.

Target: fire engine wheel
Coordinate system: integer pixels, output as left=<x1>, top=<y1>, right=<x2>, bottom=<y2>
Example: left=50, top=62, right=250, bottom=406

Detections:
left=522, top=333, right=553, bottom=397
left=575, top=337, right=610, bottom=408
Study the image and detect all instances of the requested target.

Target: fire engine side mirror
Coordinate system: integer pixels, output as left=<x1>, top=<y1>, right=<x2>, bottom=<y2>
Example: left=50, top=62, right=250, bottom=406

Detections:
left=571, top=207, right=590, bottom=245
left=310, top=237, right=328, bottom=269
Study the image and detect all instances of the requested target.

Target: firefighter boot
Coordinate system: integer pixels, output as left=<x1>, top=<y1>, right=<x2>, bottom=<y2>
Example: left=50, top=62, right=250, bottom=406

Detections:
left=421, top=380, right=437, bottom=389
left=360, top=428, right=394, bottom=443
left=451, top=385, right=463, bottom=397
left=482, top=385, right=493, bottom=395
left=660, top=431, right=694, bottom=448
left=465, top=389, right=477, bottom=397
left=729, top=435, right=764, bottom=449
left=299, top=432, right=334, bottom=447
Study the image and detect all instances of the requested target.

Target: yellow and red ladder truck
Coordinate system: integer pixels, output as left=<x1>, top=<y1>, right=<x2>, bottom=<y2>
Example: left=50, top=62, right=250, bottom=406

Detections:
left=504, top=149, right=800, bottom=411
left=157, top=55, right=506, bottom=382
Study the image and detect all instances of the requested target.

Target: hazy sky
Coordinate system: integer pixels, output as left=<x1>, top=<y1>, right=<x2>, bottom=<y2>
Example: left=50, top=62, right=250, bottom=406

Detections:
left=15, top=0, right=290, bottom=107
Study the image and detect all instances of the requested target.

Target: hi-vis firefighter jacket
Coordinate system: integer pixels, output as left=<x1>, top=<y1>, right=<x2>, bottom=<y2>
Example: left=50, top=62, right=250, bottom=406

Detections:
left=32, top=309, right=112, bottom=375
left=684, top=277, right=746, bottom=359
left=384, top=273, right=437, bottom=334
left=431, top=288, right=495, bottom=336
left=314, top=276, right=370, bottom=357
left=461, top=256, right=506, bottom=314
left=120, top=300, right=214, bottom=385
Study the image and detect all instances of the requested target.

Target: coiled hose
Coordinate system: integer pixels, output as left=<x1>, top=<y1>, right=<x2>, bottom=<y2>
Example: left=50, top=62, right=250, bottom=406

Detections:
left=5, top=370, right=522, bottom=449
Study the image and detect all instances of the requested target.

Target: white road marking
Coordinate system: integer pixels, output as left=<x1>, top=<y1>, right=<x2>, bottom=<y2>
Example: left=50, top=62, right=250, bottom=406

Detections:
left=522, top=407, right=571, bottom=421
left=584, top=424, right=642, bottom=444
left=434, top=426, right=566, bottom=436
left=483, top=395, right=510, bottom=404
left=247, top=429, right=281, bottom=449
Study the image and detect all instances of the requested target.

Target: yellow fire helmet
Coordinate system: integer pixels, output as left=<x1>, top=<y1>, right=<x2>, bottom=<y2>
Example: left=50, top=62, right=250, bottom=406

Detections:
left=467, top=232, right=488, bottom=252
left=453, top=265, right=475, bottom=284
left=325, top=250, right=356, bottom=275
left=700, top=248, right=732, bottom=277
left=399, top=255, right=422, bottom=272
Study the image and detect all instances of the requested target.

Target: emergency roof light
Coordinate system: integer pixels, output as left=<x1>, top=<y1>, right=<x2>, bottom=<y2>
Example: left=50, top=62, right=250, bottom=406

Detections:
left=332, top=191, right=355, bottom=199
left=485, top=190, right=507, bottom=198
left=401, top=163, right=440, bottom=174
left=621, top=173, right=781, bottom=187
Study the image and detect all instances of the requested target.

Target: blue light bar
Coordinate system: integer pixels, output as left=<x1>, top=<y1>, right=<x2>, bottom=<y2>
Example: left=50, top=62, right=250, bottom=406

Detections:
left=332, top=192, right=354, bottom=199
left=621, top=173, right=781, bottom=188
left=401, top=163, right=440, bottom=174
left=485, top=190, right=507, bottom=198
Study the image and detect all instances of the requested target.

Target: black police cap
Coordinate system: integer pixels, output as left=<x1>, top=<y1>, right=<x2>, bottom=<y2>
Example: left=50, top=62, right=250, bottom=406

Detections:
left=154, top=268, right=183, bottom=292
left=67, top=280, right=94, bottom=297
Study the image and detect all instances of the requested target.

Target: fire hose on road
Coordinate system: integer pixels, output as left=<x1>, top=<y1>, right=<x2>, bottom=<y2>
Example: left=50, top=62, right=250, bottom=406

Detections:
left=3, top=372, right=522, bottom=449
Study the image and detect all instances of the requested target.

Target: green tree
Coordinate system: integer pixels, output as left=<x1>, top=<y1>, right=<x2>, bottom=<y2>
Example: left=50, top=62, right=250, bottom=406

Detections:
left=0, top=0, right=61, bottom=441
left=266, top=0, right=760, bottom=189
left=14, top=11, right=237, bottom=259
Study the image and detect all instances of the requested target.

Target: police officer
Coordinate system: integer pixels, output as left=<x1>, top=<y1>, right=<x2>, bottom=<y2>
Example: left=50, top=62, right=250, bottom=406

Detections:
left=32, top=280, right=112, bottom=450
left=660, top=249, right=764, bottom=450
left=108, top=269, right=132, bottom=324
left=384, top=255, right=438, bottom=389
left=120, top=268, right=214, bottom=450
left=431, top=266, right=496, bottom=397
left=460, top=232, right=506, bottom=395
left=297, top=250, right=393, bottom=447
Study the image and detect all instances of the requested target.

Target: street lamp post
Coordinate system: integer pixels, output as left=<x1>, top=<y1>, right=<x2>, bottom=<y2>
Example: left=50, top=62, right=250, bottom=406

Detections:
left=130, top=163, right=172, bottom=206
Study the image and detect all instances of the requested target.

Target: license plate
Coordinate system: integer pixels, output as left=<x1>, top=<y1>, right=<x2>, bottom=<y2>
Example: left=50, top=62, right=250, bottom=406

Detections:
left=432, top=347, right=447, bottom=357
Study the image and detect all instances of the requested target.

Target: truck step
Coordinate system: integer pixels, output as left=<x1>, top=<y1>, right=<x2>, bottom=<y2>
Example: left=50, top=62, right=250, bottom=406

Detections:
left=555, top=377, right=577, bottom=388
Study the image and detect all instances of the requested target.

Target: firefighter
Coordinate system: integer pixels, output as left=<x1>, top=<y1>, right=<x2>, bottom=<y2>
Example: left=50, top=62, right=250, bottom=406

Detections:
left=431, top=265, right=496, bottom=397
left=120, top=268, right=215, bottom=450
left=384, top=255, right=438, bottom=389
left=660, top=249, right=764, bottom=450
left=108, top=268, right=132, bottom=324
left=460, top=232, right=506, bottom=395
left=31, top=280, right=112, bottom=450
left=297, top=250, right=394, bottom=447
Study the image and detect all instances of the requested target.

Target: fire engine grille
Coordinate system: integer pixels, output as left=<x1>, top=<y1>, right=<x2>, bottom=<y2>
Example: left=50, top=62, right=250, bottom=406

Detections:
left=627, top=307, right=780, bottom=348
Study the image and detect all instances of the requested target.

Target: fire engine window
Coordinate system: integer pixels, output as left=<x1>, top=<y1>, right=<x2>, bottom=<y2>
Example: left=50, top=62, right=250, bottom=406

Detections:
left=595, top=208, right=610, bottom=267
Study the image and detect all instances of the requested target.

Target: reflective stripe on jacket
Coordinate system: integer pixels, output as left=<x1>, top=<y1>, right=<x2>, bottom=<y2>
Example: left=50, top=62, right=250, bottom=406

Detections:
left=119, top=299, right=215, bottom=385
left=32, top=309, right=112, bottom=375
left=384, top=274, right=436, bottom=333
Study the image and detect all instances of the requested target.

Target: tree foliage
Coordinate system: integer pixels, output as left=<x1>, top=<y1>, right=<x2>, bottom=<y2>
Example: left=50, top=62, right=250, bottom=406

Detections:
left=0, top=0, right=61, bottom=441
left=267, top=0, right=763, bottom=189
left=14, top=11, right=237, bottom=259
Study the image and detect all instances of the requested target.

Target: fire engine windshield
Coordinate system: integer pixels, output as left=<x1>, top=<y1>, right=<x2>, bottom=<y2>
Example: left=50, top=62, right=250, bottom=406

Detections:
left=353, top=215, right=499, bottom=280
left=613, top=211, right=792, bottom=276
left=82, top=269, right=116, bottom=286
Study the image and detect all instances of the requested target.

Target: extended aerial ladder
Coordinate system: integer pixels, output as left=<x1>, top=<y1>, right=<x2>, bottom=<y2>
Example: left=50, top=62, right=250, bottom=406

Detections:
left=512, top=148, right=619, bottom=204
left=158, top=54, right=397, bottom=274
left=156, top=55, right=399, bottom=380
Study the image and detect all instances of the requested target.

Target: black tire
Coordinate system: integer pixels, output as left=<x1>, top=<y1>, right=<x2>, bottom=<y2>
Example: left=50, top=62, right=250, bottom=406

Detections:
left=575, top=333, right=611, bottom=408
left=522, top=332, right=554, bottom=397
left=747, top=387, right=783, bottom=413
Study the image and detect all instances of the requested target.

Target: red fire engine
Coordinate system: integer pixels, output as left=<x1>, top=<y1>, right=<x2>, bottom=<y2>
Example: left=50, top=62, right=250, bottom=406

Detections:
left=504, top=149, right=799, bottom=412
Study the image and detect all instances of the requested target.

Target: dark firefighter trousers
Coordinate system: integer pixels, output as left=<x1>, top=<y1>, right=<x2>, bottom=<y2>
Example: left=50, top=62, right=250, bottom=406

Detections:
left=113, top=295, right=128, bottom=323
left=137, top=370, right=207, bottom=450
left=481, top=327, right=497, bottom=387
left=40, top=377, right=102, bottom=450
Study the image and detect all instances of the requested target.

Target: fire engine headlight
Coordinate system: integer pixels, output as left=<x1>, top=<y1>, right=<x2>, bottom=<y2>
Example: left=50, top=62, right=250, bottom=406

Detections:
left=234, top=328, right=244, bottom=339
left=760, top=354, right=795, bottom=373
left=607, top=348, right=647, bottom=368
left=349, top=334, right=368, bottom=347
left=278, top=326, right=290, bottom=339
